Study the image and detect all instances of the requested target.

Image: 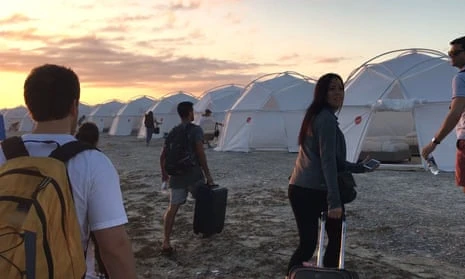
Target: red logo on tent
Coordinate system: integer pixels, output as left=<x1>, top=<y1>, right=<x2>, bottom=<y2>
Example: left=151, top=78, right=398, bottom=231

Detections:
left=246, top=117, right=252, bottom=123
left=354, top=116, right=362, bottom=125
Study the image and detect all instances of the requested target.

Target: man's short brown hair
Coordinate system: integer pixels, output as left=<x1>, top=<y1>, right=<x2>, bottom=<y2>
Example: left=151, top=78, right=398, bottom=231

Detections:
left=24, top=64, right=80, bottom=121
left=450, top=36, right=465, bottom=49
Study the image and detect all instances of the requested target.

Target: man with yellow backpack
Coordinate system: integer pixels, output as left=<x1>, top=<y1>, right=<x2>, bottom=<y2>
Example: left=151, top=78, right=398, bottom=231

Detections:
left=0, top=64, right=137, bottom=279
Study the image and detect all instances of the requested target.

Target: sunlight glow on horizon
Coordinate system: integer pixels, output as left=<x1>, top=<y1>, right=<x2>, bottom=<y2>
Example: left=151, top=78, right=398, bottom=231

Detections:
left=0, top=0, right=463, bottom=109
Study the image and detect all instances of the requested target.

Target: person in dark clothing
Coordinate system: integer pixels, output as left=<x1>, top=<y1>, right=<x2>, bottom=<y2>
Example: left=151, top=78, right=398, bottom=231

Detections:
left=75, top=121, right=99, bottom=147
left=144, top=111, right=155, bottom=146
left=287, top=73, right=378, bottom=274
left=159, top=101, right=215, bottom=254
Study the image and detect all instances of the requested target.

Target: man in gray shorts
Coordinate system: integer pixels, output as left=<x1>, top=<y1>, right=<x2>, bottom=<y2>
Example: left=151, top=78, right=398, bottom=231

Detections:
left=160, top=101, right=214, bottom=254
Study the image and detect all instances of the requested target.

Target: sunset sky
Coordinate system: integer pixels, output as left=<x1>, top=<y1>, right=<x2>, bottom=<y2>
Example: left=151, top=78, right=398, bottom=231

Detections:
left=0, top=0, right=463, bottom=109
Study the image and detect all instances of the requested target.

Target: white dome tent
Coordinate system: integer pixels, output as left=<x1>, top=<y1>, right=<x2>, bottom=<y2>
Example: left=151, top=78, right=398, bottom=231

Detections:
left=3, top=106, right=28, bottom=132
left=193, top=84, right=244, bottom=125
left=109, top=96, right=156, bottom=136
left=78, top=102, right=93, bottom=121
left=19, top=114, right=35, bottom=132
left=338, top=49, right=458, bottom=171
left=216, top=71, right=316, bottom=152
left=138, top=91, right=198, bottom=139
left=88, top=100, right=124, bottom=132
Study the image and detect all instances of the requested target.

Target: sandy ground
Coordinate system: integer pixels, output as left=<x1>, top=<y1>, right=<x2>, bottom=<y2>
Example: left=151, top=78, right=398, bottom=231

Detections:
left=98, top=134, right=465, bottom=279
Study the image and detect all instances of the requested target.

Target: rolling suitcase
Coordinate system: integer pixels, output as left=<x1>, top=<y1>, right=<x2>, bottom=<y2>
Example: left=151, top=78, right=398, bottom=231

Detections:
left=193, top=185, right=228, bottom=235
left=288, top=212, right=359, bottom=279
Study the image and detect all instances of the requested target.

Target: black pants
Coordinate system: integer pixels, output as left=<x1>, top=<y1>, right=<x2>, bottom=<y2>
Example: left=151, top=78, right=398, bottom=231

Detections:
left=287, top=184, right=343, bottom=273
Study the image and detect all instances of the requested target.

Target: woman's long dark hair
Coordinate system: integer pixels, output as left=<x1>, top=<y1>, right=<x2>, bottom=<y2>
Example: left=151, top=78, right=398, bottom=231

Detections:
left=298, top=73, right=344, bottom=146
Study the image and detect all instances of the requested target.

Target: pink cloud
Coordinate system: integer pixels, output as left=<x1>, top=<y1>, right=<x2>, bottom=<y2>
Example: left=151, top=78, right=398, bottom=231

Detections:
left=315, top=57, right=350, bottom=64
left=0, top=13, right=32, bottom=25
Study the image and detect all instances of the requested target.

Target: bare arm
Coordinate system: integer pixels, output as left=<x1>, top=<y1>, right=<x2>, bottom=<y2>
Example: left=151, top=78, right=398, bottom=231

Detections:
left=422, top=97, right=465, bottom=158
left=195, top=141, right=213, bottom=184
left=93, top=225, right=137, bottom=279
left=160, top=145, right=169, bottom=181
left=434, top=97, right=465, bottom=141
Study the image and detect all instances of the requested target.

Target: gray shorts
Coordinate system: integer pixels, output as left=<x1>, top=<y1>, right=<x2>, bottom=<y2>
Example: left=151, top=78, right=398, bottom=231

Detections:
left=169, top=182, right=202, bottom=205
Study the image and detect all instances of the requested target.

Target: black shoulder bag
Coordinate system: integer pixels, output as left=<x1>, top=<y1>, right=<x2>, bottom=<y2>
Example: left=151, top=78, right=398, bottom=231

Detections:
left=337, top=170, right=357, bottom=204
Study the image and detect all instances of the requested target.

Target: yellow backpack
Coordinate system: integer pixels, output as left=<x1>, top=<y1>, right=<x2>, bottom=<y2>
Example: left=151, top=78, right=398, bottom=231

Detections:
left=0, top=137, right=94, bottom=279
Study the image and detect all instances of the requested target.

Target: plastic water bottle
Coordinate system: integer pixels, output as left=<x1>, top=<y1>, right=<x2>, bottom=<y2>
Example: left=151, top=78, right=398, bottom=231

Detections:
left=426, top=155, right=439, bottom=175
left=161, top=181, right=168, bottom=192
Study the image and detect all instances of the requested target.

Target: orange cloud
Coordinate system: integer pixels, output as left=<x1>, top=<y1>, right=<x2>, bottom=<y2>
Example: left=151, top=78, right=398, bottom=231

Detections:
left=0, top=35, right=260, bottom=92
left=279, top=53, right=300, bottom=61
left=0, top=13, right=32, bottom=25
left=0, top=28, right=46, bottom=41
left=315, top=57, right=351, bottom=64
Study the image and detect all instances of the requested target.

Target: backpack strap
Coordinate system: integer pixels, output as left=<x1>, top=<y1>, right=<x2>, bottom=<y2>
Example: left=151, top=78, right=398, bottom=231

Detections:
left=49, top=141, right=98, bottom=163
left=50, top=141, right=108, bottom=278
left=1, top=136, right=29, bottom=159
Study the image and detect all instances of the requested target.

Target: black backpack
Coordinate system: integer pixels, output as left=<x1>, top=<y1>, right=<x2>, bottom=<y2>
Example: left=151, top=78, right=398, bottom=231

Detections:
left=164, top=123, right=196, bottom=176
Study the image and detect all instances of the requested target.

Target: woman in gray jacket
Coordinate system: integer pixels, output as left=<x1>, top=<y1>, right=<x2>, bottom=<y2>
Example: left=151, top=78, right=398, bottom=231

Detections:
left=287, top=73, right=370, bottom=273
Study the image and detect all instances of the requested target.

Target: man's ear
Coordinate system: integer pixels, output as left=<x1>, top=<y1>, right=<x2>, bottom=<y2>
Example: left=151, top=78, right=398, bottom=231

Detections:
left=70, top=99, right=79, bottom=117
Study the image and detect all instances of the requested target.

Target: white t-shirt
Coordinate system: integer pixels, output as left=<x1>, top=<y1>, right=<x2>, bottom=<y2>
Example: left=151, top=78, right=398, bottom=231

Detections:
left=198, top=116, right=216, bottom=133
left=0, top=134, right=128, bottom=279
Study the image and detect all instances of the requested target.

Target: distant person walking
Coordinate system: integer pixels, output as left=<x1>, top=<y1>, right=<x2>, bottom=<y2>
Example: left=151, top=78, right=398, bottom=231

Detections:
left=144, top=111, right=161, bottom=146
left=422, top=35, right=465, bottom=189
left=159, top=101, right=214, bottom=255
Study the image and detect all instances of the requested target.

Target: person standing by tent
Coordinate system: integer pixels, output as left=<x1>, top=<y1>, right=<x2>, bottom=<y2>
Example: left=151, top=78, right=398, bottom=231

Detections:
left=422, top=36, right=465, bottom=188
left=144, top=111, right=157, bottom=146
left=286, top=73, right=378, bottom=274
left=199, top=109, right=223, bottom=148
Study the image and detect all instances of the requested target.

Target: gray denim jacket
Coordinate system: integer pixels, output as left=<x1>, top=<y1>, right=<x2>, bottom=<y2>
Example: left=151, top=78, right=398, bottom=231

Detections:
left=289, top=108, right=365, bottom=209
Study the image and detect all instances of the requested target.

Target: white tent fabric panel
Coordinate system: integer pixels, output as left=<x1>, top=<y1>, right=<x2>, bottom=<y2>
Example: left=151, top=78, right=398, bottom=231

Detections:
left=216, top=111, right=251, bottom=152
left=379, top=52, right=434, bottom=75
left=217, top=72, right=316, bottom=152
left=217, top=111, right=308, bottom=152
left=88, top=101, right=124, bottom=132
left=194, top=85, right=243, bottom=124
left=247, top=112, right=288, bottom=151
left=344, top=68, right=395, bottom=106
left=231, top=74, right=304, bottom=111
left=109, top=116, right=142, bottom=136
left=401, top=63, right=457, bottom=102
left=339, top=107, right=373, bottom=163
left=340, top=49, right=457, bottom=171
left=109, top=96, right=155, bottom=136
left=19, top=115, right=35, bottom=132
left=365, top=111, right=414, bottom=137
left=232, top=81, right=272, bottom=111
left=284, top=111, right=306, bottom=152
left=3, top=107, right=28, bottom=131
left=79, top=103, right=93, bottom=120
left=414, top=103, right=456, bottom=172
left=273, top=81, right=314, bottom=111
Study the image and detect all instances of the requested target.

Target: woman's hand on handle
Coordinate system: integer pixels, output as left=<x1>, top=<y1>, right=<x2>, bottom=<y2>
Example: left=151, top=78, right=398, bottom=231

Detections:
left=328, top=207, right=343, bottom=219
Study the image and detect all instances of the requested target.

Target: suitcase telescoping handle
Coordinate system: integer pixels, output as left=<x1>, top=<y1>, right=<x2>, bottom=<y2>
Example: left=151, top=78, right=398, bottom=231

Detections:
left=316, top=212, right=347, bottom=269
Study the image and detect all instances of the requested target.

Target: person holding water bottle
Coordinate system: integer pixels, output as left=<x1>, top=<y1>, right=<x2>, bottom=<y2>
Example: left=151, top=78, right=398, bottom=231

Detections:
left=422, top=36, right=465, bottom=187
